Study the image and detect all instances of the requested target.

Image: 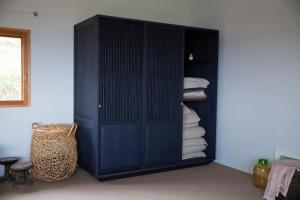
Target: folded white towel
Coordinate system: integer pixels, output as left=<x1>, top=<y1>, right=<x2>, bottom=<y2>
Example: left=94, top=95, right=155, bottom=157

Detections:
left=184, top=77, right=210, bottom=89
left=183, top=122, right=199, bottom=128
left=182, top=152, right=206, bottom=160
left=183, top=104, right=191, bottom=115
left=183, top=126, right=206, bottom=139
left=184, top=91, right=207, bottom=98
left=183, top=109, right=200, bottom=124
left=182, top=144, right=207, bottom=154
left=183, top=137, right=208, bottom=147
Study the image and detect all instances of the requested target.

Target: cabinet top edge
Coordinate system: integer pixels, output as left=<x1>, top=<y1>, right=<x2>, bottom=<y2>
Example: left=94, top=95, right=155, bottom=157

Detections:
left=74, top=14, right=219, bottom=33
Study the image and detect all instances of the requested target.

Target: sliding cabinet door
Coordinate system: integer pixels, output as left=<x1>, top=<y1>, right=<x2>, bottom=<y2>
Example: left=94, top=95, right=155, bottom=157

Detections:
left=144, top=23, right=184, bottom=167
left=98, top=18, right=144, bottom=174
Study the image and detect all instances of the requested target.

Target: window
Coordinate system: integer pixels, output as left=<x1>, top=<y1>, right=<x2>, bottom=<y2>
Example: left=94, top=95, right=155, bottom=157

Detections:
left=0, top=27, right=30, bottom=107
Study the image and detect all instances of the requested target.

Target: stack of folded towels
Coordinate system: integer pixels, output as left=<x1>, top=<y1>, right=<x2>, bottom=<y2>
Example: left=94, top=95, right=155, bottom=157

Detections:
left=183, top=77, right=210, bottom=99
left=182, top=104, right=208, bottom=160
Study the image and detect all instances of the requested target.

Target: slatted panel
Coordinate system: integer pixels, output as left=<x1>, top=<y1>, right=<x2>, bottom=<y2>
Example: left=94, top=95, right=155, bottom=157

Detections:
left=99, top=19, right=144, bottom=121
left=146, top=24, right=183, bottom=120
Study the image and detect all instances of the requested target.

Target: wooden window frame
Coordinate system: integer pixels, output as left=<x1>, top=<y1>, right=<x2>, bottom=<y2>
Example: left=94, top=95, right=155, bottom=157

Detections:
left=0, top=27, right=30, bottom=107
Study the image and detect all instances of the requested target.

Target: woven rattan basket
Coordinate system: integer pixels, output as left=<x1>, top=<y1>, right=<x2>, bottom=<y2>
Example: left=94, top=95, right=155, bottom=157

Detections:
left=30, top=123, right=78, bottom=182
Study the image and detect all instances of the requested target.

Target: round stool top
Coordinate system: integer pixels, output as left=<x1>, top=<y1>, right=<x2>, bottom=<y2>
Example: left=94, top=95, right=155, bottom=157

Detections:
left=10, top=162, right=32, bottom=171
left=0, top=157, right=19, bottom=165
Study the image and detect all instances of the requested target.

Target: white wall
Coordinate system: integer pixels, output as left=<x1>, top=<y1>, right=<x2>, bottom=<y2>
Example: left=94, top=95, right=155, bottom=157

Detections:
left=190, top=0, right=300, bottom=173
left=0, top=0, right=215, bottom=175
left=0, top=0, right=299, bottom=175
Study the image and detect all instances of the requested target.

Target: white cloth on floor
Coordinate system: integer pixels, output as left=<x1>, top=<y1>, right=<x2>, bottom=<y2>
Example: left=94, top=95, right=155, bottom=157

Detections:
left=182, top=145, right=207, bottom=155
left=183, top=122, right=199, bottom=128
left=264, top=160, right=300, bottom=200
left=182, top=152, right=206, bottom=160
left=183, top=109, right=200, bottom=124
left=184, top=77, right=210, bottom=89
left=183, top=137, right=208, bottom=147
left=183, top=126, right=206, bottom=139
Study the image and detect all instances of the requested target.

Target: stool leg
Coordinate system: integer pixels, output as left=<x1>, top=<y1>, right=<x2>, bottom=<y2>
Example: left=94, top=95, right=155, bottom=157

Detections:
left=25, top=171, right=33, bottom=186
left=4, top=165, right=10, bottom=183
left=15, top=171, right=23, bottom=184
left=13, top=171, right=24, bottom=188
left=12, top=170, right=33, bottom=188
left=0, top=165, right=7, bottom=183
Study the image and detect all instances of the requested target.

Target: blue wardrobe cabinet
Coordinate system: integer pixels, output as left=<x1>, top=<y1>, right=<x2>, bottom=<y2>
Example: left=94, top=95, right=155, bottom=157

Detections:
left=74, top=15, right=218, bottom=181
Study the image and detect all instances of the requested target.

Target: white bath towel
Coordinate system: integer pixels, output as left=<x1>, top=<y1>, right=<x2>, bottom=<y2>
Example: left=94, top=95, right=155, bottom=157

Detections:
left=183, top=126, right=206, bottom=139
left=183, top=104, right=191, bottom=115
left=183, top=137, right=208, bottom=147
left=183, top=109, right=200, bottom=124
left=183, top=122, right=199, bottom=128
left=184, top=91, right=207, bottom=99
left=184, top=77, right=210, bottom=89
left=182, top=144, right=207, bottom=155
left=182, top=152, right=206, bottom=160
left=264, top=160, right=300, bottom=200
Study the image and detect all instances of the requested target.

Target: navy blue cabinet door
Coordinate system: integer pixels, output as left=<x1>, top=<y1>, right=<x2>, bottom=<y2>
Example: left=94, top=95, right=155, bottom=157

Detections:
left=98, top=18, right=144, bottom=174
left=100, top=124, right=141, bottom=173
left=144, top=23, right=184, bottom=167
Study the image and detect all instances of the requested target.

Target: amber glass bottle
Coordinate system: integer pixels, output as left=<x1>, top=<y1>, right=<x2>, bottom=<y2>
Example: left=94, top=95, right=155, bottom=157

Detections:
left=253, top=159, right=271, bottom=189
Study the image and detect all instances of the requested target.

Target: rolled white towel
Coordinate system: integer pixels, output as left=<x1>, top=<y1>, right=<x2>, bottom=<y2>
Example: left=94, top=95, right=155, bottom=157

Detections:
left=182, top=152, right=206, bottom=160
left=182, top=144, right=207, bottom=155
left=183, top=137, right=208, bottom=147
left=184, top=77, right=210, bottom=89
left=183, top=122, right=199, bottom=128
left=183, top=109, right=200, bottom=124
left=183, top=126, right=206, bottom=139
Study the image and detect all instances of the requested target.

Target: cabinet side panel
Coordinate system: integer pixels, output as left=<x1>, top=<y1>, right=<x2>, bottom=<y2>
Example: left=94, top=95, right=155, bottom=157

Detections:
left=74, top=19, right=99, bottom=176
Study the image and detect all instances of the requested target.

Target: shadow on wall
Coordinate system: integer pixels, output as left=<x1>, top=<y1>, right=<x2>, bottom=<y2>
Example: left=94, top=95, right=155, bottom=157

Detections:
left=286, top=0, right=300, bottom=25
left=0, top=166, right=3, bottom=177
left=0, top=146, right=3, bottom=176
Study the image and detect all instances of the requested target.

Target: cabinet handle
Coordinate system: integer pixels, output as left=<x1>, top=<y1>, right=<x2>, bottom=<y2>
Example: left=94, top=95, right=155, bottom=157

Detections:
left=180, top=102, right=184, bottom=106
left=98, top=104, right=102, bottom=108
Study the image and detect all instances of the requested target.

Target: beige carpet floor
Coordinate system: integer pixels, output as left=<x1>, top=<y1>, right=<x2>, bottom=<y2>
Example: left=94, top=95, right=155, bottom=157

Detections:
left=0, top=163, right=264, bottom=200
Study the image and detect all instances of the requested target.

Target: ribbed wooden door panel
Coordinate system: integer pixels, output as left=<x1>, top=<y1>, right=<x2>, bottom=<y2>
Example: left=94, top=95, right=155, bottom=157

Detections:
left=98, top=18, right=144, bottom=173
left=144, top=23, right=184, bottom=167
left=99, top=19, right=143, bottom=121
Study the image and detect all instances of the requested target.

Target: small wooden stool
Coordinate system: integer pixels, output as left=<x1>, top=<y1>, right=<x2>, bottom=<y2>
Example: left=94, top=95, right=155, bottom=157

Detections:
left=0, top=157, right=19, bottom=183
left=10, top=162, right=33, bottom=188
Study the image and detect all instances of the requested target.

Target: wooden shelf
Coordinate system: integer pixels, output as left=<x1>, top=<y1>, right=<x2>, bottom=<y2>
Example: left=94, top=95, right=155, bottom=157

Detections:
left=183, top=96, right=208, bottom=101
left=185, top=58, right=215, bottom=66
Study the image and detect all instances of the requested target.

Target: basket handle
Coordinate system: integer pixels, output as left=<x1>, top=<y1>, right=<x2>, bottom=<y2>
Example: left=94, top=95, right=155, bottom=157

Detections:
left=32, top=123, right=40, bottom=131
left=68, top=124, right=78, bottom=136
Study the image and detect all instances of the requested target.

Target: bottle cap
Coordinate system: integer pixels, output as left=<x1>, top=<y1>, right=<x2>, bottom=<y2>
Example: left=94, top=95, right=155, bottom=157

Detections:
left=258, top=159, right=269, bottom=166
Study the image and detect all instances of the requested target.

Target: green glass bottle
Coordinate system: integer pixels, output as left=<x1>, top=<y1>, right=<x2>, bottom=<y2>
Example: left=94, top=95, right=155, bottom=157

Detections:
left=253, top=159, right=271, bottom=189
